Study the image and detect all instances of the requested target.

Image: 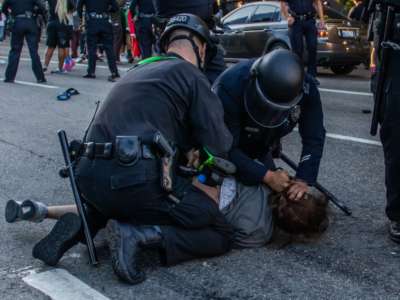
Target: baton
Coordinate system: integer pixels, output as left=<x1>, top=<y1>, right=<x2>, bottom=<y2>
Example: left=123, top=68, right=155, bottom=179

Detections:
left=58, top=130, right=98, bottom=265
left=280, top=152, right=352, bottom=216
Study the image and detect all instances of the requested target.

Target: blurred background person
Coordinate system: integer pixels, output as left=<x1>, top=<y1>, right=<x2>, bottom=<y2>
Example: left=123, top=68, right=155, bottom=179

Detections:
left=43, top=0, right=75, bottom=74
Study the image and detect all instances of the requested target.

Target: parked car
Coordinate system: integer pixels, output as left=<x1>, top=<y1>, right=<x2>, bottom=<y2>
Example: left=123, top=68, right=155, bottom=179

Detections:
left=216, top=1, right=370, bottom=75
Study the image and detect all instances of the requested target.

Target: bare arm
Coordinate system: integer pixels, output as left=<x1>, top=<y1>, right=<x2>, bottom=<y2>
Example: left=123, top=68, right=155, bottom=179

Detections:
left=314, top=0, right=325, bottom=27
left=280, top=1, right=295, bottom=26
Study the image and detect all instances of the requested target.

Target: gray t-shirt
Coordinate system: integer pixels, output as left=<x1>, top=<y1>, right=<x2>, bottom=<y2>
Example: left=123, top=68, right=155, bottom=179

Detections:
left=220, top=178, right=274, bottom=248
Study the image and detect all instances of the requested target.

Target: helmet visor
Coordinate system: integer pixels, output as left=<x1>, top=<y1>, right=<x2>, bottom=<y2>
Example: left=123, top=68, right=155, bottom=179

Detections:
left=244, top=78, right=303, bottom=128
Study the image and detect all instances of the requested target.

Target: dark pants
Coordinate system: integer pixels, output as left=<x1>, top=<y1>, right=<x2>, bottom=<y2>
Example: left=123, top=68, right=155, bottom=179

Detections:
left=380, top=52, right=400, bottom=221
left=75, top=157, right=233, bottom=266
left=71, top=30, right=81, bottom=58
left=135, top=17, right=154, bottom=59
left=289, top=19, right=318, bottom=77
left=86, top=19, right=118, bottom=75
left=5, top=18, right=44, bottom=81
left=80, top=31, right=87, bottom=55
left=112, top=24, right=123, bottom=61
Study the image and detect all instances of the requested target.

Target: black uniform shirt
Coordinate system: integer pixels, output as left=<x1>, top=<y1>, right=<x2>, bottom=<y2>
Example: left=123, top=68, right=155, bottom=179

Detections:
left=283, top=0, right=315, bottom=15
left=86, top=55, right=233, bottom=157
left=46, top=0, right=75, bottom=22
left=153, top=0, right=214, bottom=26
left=77, top=0, right=118, bottom=18
left=1, top=0, right=45, bottom=17
left=130, top=0, right=155, bottom=15
left=213, top=60, right=326, bottom=185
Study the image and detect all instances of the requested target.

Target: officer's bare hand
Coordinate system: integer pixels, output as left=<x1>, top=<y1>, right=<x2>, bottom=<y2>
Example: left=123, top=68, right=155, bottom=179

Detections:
left=186, top=149, right=200, bottom=168
left=287, top=16, right=295, bottom=26
left=264, top=170, right=290, bottom=192
left=287, top=179, right=309, bottom=202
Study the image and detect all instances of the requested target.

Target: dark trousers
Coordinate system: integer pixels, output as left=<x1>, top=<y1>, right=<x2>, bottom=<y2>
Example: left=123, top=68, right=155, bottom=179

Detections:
left=135, top=17, right=154, bottom=59
left=86, top=20, right=118, bottom=75
left=75, top=157, right=233, bottom=266
left=5, top=18, right=44, bottom=81
left=112, top=24, right=123, bottom=61
left=80, top=31, right=87, bottom=55
left=71, top=30, right=81, bottom=58
left=289, top=19, right=318, bottom=77
left=380, top=52, right=400, bottom=221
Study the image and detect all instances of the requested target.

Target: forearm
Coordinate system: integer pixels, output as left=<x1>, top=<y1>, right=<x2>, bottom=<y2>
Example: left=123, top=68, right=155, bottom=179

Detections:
left=314, top=0, right=324, bottom=20
left=280, top=1, right=290, bottom=18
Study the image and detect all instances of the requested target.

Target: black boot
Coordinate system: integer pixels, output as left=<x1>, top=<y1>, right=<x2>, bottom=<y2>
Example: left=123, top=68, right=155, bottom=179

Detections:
left=105, top=220, right=163, bottom=285
left=32, top=213, right=82, bottom=266
left=389, top=221, right=400, bottom=243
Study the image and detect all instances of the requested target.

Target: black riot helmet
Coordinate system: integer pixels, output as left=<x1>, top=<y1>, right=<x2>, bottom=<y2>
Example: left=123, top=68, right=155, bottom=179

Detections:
left=244, top=49, right=305, bottom=128
left=160, top=13, right=217, bottom=68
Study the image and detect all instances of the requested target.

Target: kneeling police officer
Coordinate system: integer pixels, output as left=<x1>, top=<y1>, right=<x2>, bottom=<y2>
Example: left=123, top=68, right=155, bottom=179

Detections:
left=153, top=0, right=226, bottom=83
left=213, top=50, right=326, bottom=200
left=1, top=0, right=46, bottom=83
left=32, top=14, right=233, bottom=285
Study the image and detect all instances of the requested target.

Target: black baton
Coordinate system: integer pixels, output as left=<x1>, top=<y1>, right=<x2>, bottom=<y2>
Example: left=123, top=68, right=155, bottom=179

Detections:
left=58, top=130, right=98, bottom=265
left=280, top=152, right=352, bottom=216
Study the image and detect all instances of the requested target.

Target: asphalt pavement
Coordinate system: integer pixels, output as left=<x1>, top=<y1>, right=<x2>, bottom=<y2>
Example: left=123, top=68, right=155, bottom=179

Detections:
left=0, top=42, right=399, bottom=300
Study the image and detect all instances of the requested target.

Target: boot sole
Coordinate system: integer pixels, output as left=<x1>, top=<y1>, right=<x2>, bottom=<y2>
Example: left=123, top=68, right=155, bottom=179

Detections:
left=32, top=213, right=81, bottom=266
left=5, top=200, right=22, bottom=223
left=105, top=220, right=145, bottom=285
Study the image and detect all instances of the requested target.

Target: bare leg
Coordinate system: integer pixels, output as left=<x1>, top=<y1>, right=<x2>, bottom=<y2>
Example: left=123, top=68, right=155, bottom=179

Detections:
left=58, top=48, right=67, bottom=71
left=44, top=47, right=55, bottom=69
left=47, top=205, right=78, bottom=220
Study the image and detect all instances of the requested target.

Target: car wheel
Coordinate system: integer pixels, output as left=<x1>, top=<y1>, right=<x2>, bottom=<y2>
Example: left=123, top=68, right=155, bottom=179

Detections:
left=330, top=65, right=355, bottom=75
left=263, top=42, right=289, bottom=54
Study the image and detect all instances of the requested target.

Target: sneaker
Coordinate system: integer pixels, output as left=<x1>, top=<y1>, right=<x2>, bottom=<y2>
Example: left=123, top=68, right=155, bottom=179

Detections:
left=5, top=200, right=23, bottom=223
left=389, top=221, right=400, bottom=243
left=32, top=213, right=82, bottom=266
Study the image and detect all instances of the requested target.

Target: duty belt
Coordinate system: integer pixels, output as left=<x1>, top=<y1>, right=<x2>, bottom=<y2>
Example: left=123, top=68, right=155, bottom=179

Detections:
left=139, top=13, right=155, bottom=18
left=82, top=141, right=155, bottom=160
left=290, top=11, right=315, bottom=21
left=87, top=12, right=110, bottom=20
left=15, top=12, right=33, bottom=19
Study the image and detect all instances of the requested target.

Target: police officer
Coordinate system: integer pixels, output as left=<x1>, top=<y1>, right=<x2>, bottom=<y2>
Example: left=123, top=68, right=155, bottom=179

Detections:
left=77, top=0, right=120, bottom=81
left=1, top=0, right=46, bottom=83
left=153, top=0, right=226, bottom=83
left=280, top=0, right=325, bottom=81
left=368, top=3, right=400, bottom=242
left=213, top=49, right=326, bottom=200
left=32, top=14, right=233, bottom=284
left=129, top=0, right=155, bottom=59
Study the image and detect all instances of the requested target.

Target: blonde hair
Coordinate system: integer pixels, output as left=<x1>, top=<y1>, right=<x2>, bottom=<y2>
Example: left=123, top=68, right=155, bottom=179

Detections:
left=56, top=0, right=70, bottom=24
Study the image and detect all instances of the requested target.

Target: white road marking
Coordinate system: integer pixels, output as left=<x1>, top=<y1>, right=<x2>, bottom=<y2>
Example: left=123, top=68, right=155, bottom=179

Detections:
left=0, top=78, right=60, bottom=89
left=23, top=268, right=110, bottom=300
left=293, top=127, right=381, bottom=146
left=326, top=133, right=381, bottom=146
left=319, top=87, right=373, bottom=97
left=0, top=56, right=129, bottom=72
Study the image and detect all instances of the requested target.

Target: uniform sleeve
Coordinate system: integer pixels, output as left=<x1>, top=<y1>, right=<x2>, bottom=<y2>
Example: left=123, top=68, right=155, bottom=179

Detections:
left=108, top=0, right=119, bottom=13
left=34, top=0, right=47, bottom=15
left=77, top=0, right=84, bottom=18
left=189, top=75, right=233, bottom=158
left=1, top=1, right=10, bottom=15
left=129, top=0, right=137, bottom=14
left=296, top=79, right=326, bottom=184
left=213, top=83, right=270, bottom=185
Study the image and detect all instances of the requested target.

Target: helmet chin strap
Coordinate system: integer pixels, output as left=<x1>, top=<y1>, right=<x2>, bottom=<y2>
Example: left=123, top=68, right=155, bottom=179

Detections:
left=167, top=34, right=204, bottom=70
